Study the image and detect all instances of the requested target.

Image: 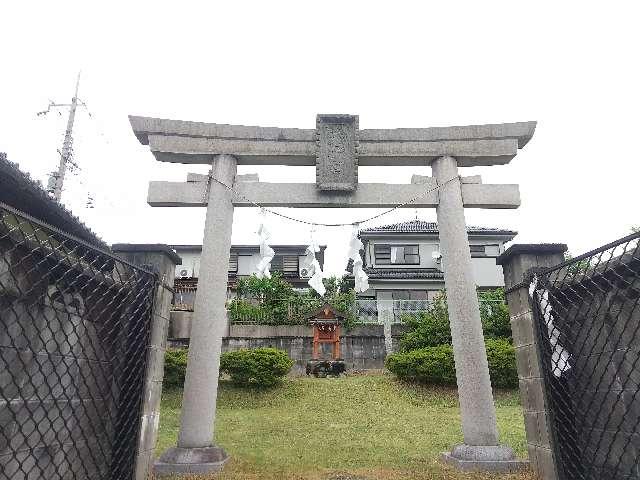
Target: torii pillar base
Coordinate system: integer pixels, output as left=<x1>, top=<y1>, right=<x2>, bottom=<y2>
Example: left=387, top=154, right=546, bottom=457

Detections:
left=441, top=445, right=528, bottom=473
left=154, top=446, right=229, bottom=477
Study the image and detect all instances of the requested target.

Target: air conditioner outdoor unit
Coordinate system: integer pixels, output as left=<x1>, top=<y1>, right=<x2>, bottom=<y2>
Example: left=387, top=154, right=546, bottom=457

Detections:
left=178, top=268, right=192, bottom=278
left=299, top=266, right=311, bottom=279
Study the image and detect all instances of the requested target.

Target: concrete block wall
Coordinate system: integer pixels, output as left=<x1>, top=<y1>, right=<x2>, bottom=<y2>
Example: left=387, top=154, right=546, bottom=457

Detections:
left=168, top=313, right=408, bottom=371
left=497, top=244, right=567, bottom=480
left=223, top=324, right=405, bottom=371
left=0, top=240, right=149, bottom=479
left=553, top=262, right=640, bottom=478
left=112, top=244, right=181, bottom=480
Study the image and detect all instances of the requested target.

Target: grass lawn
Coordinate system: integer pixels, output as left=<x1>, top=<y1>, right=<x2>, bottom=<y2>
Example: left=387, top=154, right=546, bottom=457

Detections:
left=157, top=373, right=533, bottom=480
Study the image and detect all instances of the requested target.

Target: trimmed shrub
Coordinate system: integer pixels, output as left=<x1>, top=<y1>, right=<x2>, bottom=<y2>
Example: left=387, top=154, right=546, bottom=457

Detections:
left=385, top=338, right=518, bottom=389
left=385, top=344, right=456, bottom=385
left=220, top=347, right=294, bottom=387
left=164, top=348, right=188, bottom=388
left=484, top=338, right=518, bottom=388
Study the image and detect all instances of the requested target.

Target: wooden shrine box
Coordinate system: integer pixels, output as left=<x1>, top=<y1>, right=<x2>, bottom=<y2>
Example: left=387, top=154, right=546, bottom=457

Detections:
left=305, top=303, right=347, bottom=361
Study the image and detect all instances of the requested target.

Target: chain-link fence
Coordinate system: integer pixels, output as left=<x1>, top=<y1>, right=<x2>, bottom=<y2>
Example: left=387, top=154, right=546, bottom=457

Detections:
left=0, top=203, right=157, bottom=480
left=529, top=232, right=640, bottom=480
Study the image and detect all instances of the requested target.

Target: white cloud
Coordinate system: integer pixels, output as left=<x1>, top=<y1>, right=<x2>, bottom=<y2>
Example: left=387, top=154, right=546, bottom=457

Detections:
left=2, top=1, right=638, bottom=274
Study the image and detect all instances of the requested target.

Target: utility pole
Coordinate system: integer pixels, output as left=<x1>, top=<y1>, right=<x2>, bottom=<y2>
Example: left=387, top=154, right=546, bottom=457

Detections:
left=43, top=72, right=81, bottom=201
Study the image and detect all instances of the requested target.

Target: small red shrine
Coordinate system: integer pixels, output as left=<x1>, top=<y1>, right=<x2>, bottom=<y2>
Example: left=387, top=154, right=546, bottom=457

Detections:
left=306, top=303, right=347, bottom=360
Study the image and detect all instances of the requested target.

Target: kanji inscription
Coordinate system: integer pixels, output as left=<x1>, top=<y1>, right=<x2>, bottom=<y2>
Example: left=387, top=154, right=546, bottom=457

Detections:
left=316, top=114, right=358, bottom=191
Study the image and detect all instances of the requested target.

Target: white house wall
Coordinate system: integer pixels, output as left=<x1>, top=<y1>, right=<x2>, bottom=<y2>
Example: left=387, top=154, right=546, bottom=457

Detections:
left=471, top=258, right=505, bottom=287
left=363, top=233, right=509, bottom=295
left=175, top=251, right=201, bottom=277
left=174, top=250, right=311, bottom=279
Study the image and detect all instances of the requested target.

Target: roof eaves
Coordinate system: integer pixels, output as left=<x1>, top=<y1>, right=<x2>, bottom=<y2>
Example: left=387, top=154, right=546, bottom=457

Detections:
left=0, top=153, right=108, bottom=249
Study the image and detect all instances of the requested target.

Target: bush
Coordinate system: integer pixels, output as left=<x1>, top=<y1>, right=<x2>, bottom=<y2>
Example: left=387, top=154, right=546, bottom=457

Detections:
left=164, top=348, right=188, bottom=388
left=484, top=338, right=518, bottom=388
left=385, top=338, right=518, bottom=389
left=229, top=274, right=358, bottom=328
left=220, top=347, right=294, bottom=387
left=385, top=344, right=456, bottom=385
left=398, top=289, right=512, bottom=351
left=399, top=292, right=451, bottom=351
left=479, top=288, right=512, bottom=340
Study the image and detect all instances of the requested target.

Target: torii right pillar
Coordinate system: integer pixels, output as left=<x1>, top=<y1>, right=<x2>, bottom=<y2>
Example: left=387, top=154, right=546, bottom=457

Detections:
left=434, top=155, right=527, bottom=472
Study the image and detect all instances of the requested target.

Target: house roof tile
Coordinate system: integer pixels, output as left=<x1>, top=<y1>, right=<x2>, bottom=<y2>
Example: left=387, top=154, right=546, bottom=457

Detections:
left=0, top=153, right=108, bottom=249
left=360, top=219, right=516, bottom=237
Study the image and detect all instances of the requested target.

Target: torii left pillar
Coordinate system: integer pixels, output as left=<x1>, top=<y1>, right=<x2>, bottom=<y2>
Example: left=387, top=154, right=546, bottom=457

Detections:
left=155, top=154, right=236, bottom=475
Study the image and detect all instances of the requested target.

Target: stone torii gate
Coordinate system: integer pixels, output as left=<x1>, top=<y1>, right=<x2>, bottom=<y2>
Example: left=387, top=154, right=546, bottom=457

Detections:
left=129, top=114, right=535, bottom=475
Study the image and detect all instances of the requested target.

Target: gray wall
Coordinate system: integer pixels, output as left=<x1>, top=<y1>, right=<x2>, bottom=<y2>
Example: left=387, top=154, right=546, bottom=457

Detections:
left=168, top=314, right=407, bottom=371
left=1, top=241, right=128, bottom=479
left=552, top=263, right=640, bottom=479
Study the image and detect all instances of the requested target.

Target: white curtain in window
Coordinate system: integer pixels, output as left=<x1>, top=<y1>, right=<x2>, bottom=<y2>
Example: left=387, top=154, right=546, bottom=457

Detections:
left=390, top=246, right=403, bottom=264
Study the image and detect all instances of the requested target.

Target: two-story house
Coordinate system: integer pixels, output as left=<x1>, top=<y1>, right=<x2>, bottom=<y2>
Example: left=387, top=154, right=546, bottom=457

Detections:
left=171, top=244, right=327, bottom=311
left=353, top=220, right=516, bottom=321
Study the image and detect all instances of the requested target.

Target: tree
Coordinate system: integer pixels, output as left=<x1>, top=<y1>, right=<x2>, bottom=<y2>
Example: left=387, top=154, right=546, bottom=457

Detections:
left=398, top=288, right=512, bottom=352
left=229, top=273, right=358, bottom=328
left=564, top=251, right=590, bottom=275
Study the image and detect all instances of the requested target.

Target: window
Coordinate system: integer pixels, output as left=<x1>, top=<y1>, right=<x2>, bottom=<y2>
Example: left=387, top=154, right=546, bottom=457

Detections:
left=374, top=244, right=420, bottom=265
left=228, top=253, right=238, bottom=273
left=270, top=255, right=299, bottom=276
left=470, top=245, right=486, bottom=257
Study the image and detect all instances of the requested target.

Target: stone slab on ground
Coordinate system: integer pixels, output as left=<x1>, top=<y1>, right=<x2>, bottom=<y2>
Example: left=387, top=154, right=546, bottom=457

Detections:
left=154, top=446, right=229, bottom=476
left=441, top=444, right=530, bottom=473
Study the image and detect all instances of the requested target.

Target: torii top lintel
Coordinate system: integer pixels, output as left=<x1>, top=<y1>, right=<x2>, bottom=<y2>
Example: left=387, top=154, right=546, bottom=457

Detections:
left=129, top=114, right=535, bottom=166
left=131, top=114, right=535, bottom=208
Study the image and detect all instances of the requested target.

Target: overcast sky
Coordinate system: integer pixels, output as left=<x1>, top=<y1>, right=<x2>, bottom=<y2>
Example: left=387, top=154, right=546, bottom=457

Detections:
left=2, top=1, right=638, bottom=275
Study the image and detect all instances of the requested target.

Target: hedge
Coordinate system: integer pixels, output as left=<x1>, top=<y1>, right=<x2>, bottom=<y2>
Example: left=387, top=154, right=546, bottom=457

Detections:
left=164, top=348, right=188, bottom=388
left=219, top=347, right=294, bottom=387
left=385, top=338, right=518, bottom=389
left=163, top=347, right=294, bottom=389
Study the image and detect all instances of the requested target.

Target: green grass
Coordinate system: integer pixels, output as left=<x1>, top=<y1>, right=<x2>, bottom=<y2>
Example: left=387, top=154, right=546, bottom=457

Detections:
left=157, top=373, right=532, bottom=480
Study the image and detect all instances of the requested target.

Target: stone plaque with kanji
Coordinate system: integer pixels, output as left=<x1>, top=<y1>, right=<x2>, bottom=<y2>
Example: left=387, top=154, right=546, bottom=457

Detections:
left=316, top=114, right=358, bottom=191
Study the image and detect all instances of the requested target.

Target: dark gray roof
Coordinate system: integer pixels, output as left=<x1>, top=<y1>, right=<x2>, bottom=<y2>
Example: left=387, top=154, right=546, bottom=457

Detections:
left=363, top=267, right=444, bottom=280
left=360, top=219, right=517, bottom=237
left=171, top=244, right=327, bottom=269
left=496, top=243, right=567, bottom=266
left=0, top=153, right=108, bottom=249
left=171, top=244, right=325, bottom=251
left=111, top=243, right=182, bottom=265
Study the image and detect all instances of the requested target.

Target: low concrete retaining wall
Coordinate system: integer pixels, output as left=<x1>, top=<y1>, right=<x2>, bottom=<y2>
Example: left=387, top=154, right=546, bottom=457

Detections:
left=169, top=311, right=407, bottom=371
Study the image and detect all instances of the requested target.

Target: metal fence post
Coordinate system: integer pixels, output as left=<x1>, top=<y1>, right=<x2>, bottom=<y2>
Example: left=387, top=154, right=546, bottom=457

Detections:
left=497, top=244, right=566, bottom=480
left=112, top=244, right=182, bottom=480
